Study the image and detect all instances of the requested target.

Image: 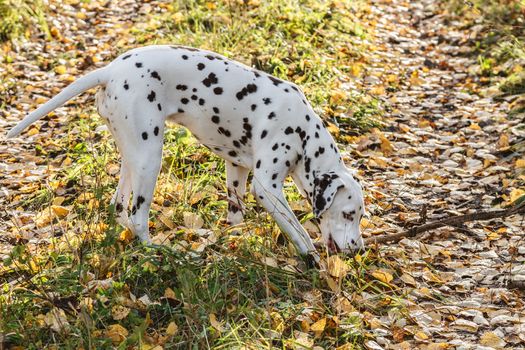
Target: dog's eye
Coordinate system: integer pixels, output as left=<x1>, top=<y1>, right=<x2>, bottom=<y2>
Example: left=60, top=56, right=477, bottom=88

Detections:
left=342, top=210, right=355, bottom=221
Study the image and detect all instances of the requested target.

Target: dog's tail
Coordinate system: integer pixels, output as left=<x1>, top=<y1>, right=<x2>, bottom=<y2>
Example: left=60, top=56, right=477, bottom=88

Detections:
left=6, top=67, right=109, bottom=139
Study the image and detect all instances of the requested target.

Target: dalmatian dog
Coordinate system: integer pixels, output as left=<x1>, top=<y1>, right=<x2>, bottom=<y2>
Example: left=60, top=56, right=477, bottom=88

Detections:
left=6, top=45, right=365, bottom=262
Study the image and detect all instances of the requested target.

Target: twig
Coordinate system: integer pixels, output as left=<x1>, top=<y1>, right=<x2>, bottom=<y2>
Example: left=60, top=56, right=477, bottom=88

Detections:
left=365, top=202, right=525, bottom=245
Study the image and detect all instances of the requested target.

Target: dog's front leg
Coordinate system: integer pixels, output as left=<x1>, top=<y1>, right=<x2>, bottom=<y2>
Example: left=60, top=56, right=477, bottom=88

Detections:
left=251, top=171, right=319, bottom=263
left=225, top=161, right=249, bottom=225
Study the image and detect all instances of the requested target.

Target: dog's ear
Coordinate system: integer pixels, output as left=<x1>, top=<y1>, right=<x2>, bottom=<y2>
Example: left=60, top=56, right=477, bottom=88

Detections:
left=312, top=172, right=344, bottom=218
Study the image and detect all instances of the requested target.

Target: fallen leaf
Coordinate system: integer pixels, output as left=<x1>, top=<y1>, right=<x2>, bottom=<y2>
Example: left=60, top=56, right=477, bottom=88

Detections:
left=372, top=270, right=393, bottom=284
left=326, top=255, right=350, bottom=278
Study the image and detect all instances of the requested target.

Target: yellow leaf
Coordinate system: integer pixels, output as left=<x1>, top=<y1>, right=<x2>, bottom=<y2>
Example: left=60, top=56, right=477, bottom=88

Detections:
left=27, top=127, right=39, bottom=136
left=326, top=255, right=349, bottom=278
left=510, top=188, right=525, bottom=203
left=270, top=311, right=285, bottom=332
left=370, top=85, right=385, bottom=95
left=164, top=287, right=177, bottom=300
left=414, top=331, right=429, bottom=341
left=205, top=2, right=216, bottom=9
left=310, top=317, right=326, bottom=336
left=486, top=231, right=501, bottom=241
left=119, top=228, right=133, bottom=242
left=106, top=324, right=128, bottom=344
left=372, top=270, right=393, bottom=284
left=516, top=159, right=525, bottom=168
left=51, top=205, right=69, bottom=218
left=209, top=313, right=224, bottom=333
left=480, top=331, right=506, bottom=348
left=55, top=65, right=67, bottom=75
left=166, top=321, right=178, bottom=336
left=354, top=253, right=362, bottom=263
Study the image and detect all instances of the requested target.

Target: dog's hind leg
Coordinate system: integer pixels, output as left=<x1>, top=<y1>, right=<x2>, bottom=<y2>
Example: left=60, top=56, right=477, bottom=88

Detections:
left=225, top=161, right=249, bottom=225
left=110, top=160, right=132, bottom=227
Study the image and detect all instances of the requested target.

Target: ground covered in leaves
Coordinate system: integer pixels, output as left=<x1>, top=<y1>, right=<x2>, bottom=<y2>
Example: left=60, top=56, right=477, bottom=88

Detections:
left=1, top=0, right=525, bottom=349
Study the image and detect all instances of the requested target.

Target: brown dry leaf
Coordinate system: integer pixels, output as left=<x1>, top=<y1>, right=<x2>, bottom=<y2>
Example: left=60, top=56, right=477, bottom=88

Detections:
left=515, top=159, right=525, bottom=168
left=112, top=305, right=130, bottom=321
left=164, top=287, right=177, bottom=300
left=183, top=212, right=204, bottom=229
left=44, top=308, right=70, bottom=333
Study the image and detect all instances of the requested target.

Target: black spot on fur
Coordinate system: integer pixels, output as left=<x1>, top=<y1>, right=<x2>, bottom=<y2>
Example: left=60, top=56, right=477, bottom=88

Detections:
left=218, top=127, right=231, bottom=137
left=178, top=108, right=185, bottom=113
left=116, top=203, right=123, bottom=212
left=233, top=140, right=240, bottom=148
left=151, top=71, right=161, bottom=81
left=199, top=98, right=205, bottom=105
left=197, top=63, right=205, bottom=70
left=228, top=150, right=237, bottom=157
left=268, top=112, right=276, bottom=120
left=233, top=180, right=239, bottom=187
left=131, top=205, right=136, bottom=215
left=251, top=104, right=257, bottom=111
left=212, top=115, right=220, bottom=124
left=122, top=54, right=131, bottom=60
left=205, top=55, right=215, bottom=60
left=273, top=158, right=278, bottom=163
left=176, top=84, right=188, bottom=91
left=213, top=87, right=223, bottom=95
left=181, top=98, right=189, bottom=104
left=284, top=127, right=293, bottom=135
left=123, top=81, right=129, bottom=90
left=305, top=114, right=310, bottom=121
left=135, top=62, right=143, bottom=68
left=137, top=195, right=145, bottom=209
left=268, top=76, right=283, bottom=86
left=182, top=55, right=188, bottom=60
left=154, top=126, right=159, bottom=136
left=272, top=143, right=278, bottom=151
left=213, top=107, right=220, bottom=114
left=263, top=97, right=271, bottom=105
left=292, top=85, right=299, bottom=91
left=202, top=72, right=218, bottom=87
left=157, top=103, right=162, bottom=111
left=191, top=95, right=198, bottom=100
left=142, top=132, right=148, bottom=140
left=261, top=130, right=268, bottom=139
left=254, top=71, right=261, bottom=78
left=147, top=90, right=156, bottom=102
left=236, top=84, right=258, bottom=100
left=272, top=173, right=278, bottom=180
left=256, top=160, right=261, bottom=168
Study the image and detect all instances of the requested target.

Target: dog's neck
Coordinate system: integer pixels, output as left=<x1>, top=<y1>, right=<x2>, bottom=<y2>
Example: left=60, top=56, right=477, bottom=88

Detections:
left=292, top=119, right=344, bottom=203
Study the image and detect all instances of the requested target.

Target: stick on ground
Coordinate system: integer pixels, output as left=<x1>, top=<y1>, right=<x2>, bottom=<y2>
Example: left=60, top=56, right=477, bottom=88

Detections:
left=365, top=202, right=525, bottom=245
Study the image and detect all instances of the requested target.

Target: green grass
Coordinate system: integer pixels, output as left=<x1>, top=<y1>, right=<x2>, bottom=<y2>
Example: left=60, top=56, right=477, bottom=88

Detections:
left=1, top=1, right=393, bottom=349
left=0, top=0, right=48, bottom=42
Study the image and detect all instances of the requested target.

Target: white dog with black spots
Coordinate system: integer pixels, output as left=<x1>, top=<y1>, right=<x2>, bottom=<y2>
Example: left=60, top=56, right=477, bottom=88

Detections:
left=7, top=45, right=365, bottom=263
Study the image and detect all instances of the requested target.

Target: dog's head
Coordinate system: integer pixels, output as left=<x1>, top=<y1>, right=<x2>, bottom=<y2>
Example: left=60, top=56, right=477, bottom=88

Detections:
left=312, top=169, right=365, bottom=254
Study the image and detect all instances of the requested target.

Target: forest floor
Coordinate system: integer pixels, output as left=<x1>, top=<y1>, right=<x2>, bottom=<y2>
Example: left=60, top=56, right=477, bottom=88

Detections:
left=1, top=0, right=524, bottom=349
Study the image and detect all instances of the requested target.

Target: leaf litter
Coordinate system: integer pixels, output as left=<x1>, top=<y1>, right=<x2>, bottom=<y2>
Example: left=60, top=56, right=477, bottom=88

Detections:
left=0, top=0, right=525, bottom=348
